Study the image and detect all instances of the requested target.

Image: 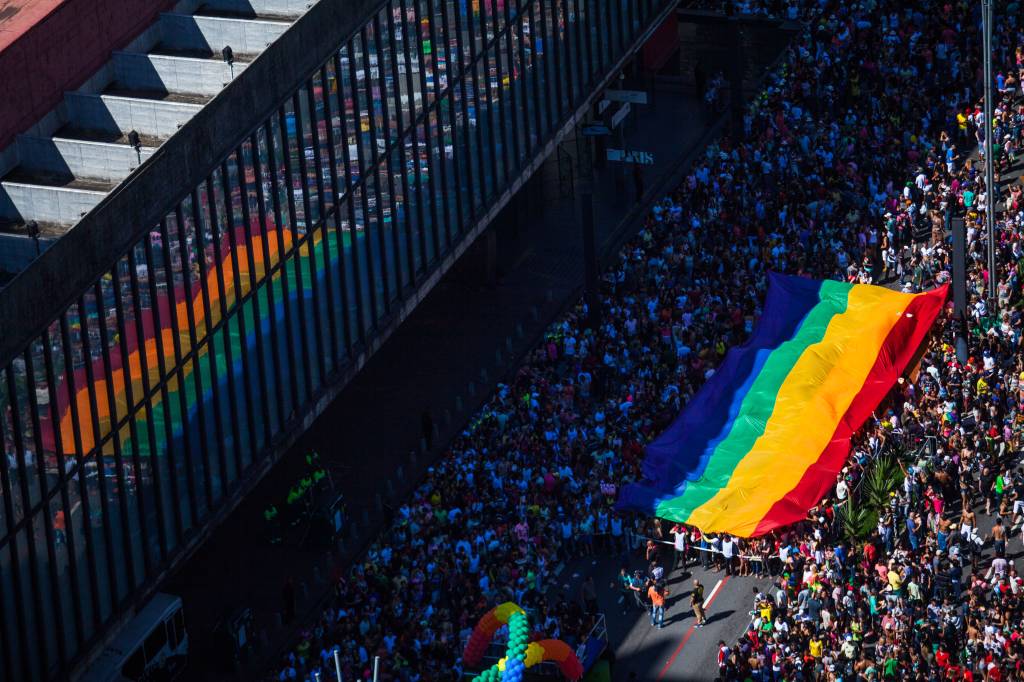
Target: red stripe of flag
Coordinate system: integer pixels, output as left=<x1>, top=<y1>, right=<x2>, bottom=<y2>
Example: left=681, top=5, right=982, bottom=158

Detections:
left=752, top=284, right=949, bottom=536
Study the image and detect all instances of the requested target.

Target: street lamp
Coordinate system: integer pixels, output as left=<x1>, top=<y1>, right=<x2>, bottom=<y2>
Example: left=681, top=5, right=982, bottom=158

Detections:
left=222, top=45, right=235, bottom=79
left=981, top=0, right=997, bottom=306
left=25, top=220, right=40, bottom=257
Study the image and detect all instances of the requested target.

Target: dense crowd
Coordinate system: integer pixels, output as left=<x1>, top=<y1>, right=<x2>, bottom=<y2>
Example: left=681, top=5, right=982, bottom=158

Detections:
left=273, top=0, right=1024, bottom=680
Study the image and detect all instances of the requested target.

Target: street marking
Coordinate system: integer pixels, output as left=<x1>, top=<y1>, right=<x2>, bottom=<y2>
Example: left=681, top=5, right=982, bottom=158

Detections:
left=656, top=576, right=731, bottom=681
left=704, top=578, right=724, bottom=609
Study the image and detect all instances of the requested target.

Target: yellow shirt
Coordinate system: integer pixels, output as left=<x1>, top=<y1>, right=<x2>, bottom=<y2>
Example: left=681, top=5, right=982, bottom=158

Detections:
left=887, top=570, right=902, bottom=591
left=809, top=639, right=823, bottom=658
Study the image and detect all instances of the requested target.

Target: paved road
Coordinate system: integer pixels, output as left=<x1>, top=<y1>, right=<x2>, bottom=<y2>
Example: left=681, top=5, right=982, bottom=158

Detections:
left=553, top=542, right=771, bottom=681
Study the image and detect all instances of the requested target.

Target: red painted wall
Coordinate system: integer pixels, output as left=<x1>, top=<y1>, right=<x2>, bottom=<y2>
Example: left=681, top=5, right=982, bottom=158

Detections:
left=0, top=0, right=177, bottom=150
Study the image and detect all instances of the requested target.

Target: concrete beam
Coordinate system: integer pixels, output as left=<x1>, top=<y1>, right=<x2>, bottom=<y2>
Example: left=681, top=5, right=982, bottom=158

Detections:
left=0, top=182, right=107, bottom=225
left=64, top=92, right=202, bottom=140
left=112, top=51, right=245, bottom=96
left=16, top=136, right=155, bottom=183
left=160, top=12, right=290, bottom=55
left=199, top=0, right=311, bottom=19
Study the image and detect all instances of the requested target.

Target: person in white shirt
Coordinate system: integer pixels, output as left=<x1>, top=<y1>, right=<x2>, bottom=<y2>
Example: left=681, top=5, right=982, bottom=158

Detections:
left=672, top=524, right=688, bottom=569
left=722, top=535, right=737, bottom=576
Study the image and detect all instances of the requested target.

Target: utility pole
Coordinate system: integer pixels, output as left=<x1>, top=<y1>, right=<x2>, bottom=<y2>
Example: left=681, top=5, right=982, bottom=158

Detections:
left=982, top=0, right=997, bottom=306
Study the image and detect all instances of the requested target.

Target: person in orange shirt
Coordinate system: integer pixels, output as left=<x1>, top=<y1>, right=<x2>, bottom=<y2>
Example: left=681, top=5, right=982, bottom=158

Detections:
left=648, top=581, right=670, bottom=629
left=54, top=509, right=66, bottom=547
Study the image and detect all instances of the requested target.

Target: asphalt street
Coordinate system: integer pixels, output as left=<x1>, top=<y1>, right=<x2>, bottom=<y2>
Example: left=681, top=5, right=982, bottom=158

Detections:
left=556, top=542, right=774, bottom=681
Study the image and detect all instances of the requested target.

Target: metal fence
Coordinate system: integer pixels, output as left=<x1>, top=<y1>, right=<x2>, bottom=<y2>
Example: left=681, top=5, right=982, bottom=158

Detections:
left=0, top=0, right=677, bottom=679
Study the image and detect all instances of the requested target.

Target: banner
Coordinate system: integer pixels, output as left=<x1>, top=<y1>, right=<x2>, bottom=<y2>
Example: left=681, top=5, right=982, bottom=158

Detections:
left=618, top=273, right=947, bottom=537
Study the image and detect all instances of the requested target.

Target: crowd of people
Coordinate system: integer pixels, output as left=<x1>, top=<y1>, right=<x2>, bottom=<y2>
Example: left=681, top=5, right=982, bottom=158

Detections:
left=272, top=0, right=1024, bottom=679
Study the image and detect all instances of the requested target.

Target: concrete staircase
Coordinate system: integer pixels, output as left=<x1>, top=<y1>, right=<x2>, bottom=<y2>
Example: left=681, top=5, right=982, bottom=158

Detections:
left=0, top=0, right=309, bottom=272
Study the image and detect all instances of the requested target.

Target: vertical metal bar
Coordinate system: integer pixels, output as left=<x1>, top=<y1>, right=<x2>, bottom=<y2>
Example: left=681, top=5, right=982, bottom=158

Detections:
left=602, top=0, right=618, bottom=55
left=205, top=174, right=245, bottom=482
left=483, top=0, right=511, bottom=188
left=548, top=0, right=565, bottom=122
left=335, top=51, right=369, bottom=339
left=450, top=0, right=479, bottom=226
left=397, top=2, right=430, bottom=274
left=501, top=0, right=522, bottom=171
left=108, top=257, right=154, bottom=576
left=593, top=0, right=606, bottom=71
left=41, top=325, right=87, bottom=648
left=537, top=0, right=556, bottom=127
left=0, top=554, right=13, bottom=682
left=126, top=247, right=168, bottom=563
left=362, top=29, right=395, bottom=306
left=280, top=100, right=319, bottom=400
left=318, top=64, right=355, bottom=353
left=411, top=0, right=442, bottom=262
left=424, top=0, right=455, bottom=250
left=141, top=231, right=186, bottom=542
left=383, top=5, right=419, bottom=288
left=514, top=0, right=533, bottom=154
left=172, top=205, right=215, bottom=514
left=436, top=0, right=465, bottom=241
left=305, top=80, right=341, bottom=365
left=188, top=190, right=229, bottom=501
left=92, top=279, right=139, bottom=594
left=526, top=1, right=544, bottom=139
left=569, top=0, right=585, bottom=95
left=248, top=131, right=289, bottom=433
left=22, top=348, right=70, bottom=676
left=477, top=0, right=501, bottom=193
left=347, top=36, right=382, bottom=325
left=232, top=148, right=274, bottom=445
left=0, top=395, right=33, bottom=681
left=75, top=290, right=121, bottom=613
left=374, top=10, right=410, bottom=287
left=220, top=158, right=260, bottom=464
left=6, top=360, right=51, bottom=675
left=291, top=88, right=329, bottom=380
left=458, top=0, right=490, bottom=210
left=57, top=311, right=103, bottom=629
left=158, top=216, right=202, bottom=527
left=585, top=0, right=595, bottom=82
left=265, top=112, right=303, bottom=413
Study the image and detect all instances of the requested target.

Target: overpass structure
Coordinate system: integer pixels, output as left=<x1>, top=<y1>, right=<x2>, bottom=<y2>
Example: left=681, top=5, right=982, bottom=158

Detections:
left=0, top=0, right=678, bottom=678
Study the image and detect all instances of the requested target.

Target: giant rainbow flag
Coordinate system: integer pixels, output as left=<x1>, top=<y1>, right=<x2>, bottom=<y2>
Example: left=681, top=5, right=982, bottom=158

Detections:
left=617, top=273, right=948, bottom=537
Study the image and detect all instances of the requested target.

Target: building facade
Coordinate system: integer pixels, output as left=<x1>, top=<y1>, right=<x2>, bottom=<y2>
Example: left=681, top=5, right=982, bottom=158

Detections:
left=0, top=0, right=675, bottom=678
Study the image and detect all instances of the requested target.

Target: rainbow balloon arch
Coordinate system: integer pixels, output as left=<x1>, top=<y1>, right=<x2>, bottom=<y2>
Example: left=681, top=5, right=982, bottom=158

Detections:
left=463, top=603, right=584, bottom=681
